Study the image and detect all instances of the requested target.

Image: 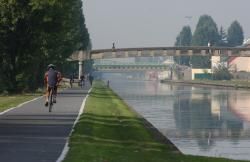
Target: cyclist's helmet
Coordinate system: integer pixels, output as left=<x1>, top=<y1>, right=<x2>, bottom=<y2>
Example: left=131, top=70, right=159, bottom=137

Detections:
left=47, top=64, right=56, bottom=70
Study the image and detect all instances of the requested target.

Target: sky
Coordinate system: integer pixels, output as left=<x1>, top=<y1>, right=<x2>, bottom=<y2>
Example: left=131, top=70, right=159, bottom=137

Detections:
left=83, top=0, right=250, bottom=49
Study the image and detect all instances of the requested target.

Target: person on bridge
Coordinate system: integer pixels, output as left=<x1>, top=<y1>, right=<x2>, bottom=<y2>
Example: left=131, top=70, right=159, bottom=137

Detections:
left=112, top=42, right=115, bottom=50
left=44, top=64, right=62, bottom=107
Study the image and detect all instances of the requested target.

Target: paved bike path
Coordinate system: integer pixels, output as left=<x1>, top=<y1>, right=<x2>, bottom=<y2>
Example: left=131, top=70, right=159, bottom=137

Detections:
left=0, top=86, right=90, bottom=162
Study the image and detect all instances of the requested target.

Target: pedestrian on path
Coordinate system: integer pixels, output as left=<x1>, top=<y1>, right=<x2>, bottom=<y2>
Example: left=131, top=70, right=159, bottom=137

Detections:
left=89, top=74, right=94, bottom=86
left=80, top=74, right=85, bottom=88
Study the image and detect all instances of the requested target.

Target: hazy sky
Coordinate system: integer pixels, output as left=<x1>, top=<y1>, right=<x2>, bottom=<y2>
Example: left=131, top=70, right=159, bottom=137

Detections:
left=83, top=0, right=250, bottom=49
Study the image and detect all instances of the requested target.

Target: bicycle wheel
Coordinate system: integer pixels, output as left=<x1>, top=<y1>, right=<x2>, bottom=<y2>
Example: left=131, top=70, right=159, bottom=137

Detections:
left=48, top=88, right=53, bottom=112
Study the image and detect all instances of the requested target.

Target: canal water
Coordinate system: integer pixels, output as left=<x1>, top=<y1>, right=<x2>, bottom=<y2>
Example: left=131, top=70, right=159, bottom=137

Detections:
left=102, top=73, right=250, bottom=161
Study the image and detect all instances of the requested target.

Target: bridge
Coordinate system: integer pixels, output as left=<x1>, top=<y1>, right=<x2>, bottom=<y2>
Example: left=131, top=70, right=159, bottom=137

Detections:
left=70, top=46, right=250, bottom=78
left=93, top=61, right=172, bottom=71
left=94, top=64, right=169, bottom=71
left=90, top=46, right=250, bottom=59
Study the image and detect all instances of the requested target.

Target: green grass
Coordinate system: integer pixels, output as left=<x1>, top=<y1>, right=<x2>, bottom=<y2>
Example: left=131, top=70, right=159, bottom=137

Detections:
left=0, top=94, right=40, bottom=112
left=64, top=81, right=247, bottom=162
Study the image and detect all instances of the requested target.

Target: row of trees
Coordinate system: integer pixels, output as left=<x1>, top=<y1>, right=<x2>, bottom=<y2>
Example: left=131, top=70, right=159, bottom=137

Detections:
left=0, top=0, right=90, bottom=93
left=174, top=15, right=244, bottom=68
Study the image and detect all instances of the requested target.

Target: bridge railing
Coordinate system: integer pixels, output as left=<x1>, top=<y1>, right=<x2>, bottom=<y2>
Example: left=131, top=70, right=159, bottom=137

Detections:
left=90, top=46, right=250, bottom=59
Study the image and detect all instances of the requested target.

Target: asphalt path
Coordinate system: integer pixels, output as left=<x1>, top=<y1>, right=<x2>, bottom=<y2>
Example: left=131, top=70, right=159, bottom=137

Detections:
left=0, top=86, right=90, bottom=162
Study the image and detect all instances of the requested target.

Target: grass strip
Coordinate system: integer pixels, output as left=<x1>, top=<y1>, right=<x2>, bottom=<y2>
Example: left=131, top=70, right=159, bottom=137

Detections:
left=0, top=94, right=40, bottom=112
left=64, top=81, right=247, bottom=162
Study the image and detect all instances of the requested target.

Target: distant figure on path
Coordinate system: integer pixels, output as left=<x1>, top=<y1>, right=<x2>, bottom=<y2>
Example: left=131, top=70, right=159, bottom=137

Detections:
left=80, top=74, right=85, bottom=88
left=89, top=74, right=94, bottom=86
left=107, top=80, right=110, bottom=88
left=69, top=73, right=74, bottom=88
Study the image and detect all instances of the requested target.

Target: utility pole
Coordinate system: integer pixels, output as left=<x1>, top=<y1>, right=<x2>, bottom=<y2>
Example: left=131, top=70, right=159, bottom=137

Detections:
left=185, top=16, right=192, bottom=26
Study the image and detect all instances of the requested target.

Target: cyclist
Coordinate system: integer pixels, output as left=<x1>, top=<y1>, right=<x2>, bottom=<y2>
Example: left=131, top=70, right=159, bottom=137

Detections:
left=44, top=64, right=62, bottom=107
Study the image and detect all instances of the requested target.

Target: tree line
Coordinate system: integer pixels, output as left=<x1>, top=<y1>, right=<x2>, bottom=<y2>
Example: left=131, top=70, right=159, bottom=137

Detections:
left=174, top=14, right=244, bottom=68
left=0, top=0, right=90, bottom=93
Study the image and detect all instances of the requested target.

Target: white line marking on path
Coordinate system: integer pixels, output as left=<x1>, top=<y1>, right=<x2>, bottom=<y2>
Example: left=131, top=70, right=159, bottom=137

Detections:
left=56, top=88, right=92, bottom=162
left=0, top=96, right=43, bottom=115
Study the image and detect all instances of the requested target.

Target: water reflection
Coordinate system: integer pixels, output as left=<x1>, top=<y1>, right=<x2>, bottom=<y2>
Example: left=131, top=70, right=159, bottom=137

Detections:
left=173, top=88, right=245, bottom=151
left=102, top=73, right=250, bottom=160
left=228, top=91, right=250, bottom=122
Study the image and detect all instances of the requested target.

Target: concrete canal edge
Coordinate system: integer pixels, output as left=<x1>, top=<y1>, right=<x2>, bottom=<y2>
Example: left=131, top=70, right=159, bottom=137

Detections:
left=137, top=114, right=181, bottom=154
left=111, top=90, right=182, bottom=154
left=160, top=79, right=250, bottom=89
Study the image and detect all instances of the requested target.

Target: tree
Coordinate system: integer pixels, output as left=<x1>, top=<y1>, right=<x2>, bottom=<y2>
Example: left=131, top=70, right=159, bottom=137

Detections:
left=175, top=26, right=192, bottom=46
left=0, top=0, right=90, bottom=93
left=218, top=26, right=228, bottom=46
left=192, top=15, right=219, bottom=46
left=174, top=26, right=192, bottom=65
left=191, top=15, right=219, bottom=68
left=227, top=21, right=244, bottom=47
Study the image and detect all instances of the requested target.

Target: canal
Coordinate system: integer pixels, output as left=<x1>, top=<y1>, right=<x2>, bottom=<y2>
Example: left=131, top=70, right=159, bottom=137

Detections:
left=102, top=73, right=250, bottom=161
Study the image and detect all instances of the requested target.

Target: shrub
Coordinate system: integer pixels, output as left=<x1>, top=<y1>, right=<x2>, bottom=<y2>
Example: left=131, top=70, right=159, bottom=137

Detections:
left=213, top=64, right=233, bottom=80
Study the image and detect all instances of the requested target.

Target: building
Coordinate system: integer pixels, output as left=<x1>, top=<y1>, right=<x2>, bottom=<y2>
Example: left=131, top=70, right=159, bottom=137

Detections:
left=183, top=67, right=212, bottom=80
left=228, top=39, right=250, bottom=72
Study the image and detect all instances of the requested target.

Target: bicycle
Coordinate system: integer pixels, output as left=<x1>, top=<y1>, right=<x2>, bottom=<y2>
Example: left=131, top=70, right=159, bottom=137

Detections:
left=48, top=86, right=55, bottom=112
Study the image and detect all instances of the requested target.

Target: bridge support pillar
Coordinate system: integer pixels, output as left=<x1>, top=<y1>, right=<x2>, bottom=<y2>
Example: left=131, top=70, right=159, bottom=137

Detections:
left=78, top=61, right=83, bottom=79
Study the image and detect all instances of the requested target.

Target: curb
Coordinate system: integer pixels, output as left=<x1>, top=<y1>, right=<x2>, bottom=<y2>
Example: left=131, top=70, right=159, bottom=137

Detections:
left=56, top=88, right=92, bottom=162
left=0, top=96, right=43, bottom=115
left=161, top=80, right=246, bottom=89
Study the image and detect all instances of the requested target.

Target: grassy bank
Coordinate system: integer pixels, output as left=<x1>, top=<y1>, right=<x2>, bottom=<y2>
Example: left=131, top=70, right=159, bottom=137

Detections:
left=63, top=81, right=246, bottom=162
left=0, top=94, right=40, bottom=112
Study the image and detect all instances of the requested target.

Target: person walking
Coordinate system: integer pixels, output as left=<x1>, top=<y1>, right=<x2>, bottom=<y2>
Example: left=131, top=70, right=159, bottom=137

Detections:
left=89, top=74, right=94, bottom=86
left=69, top=73, right=74, bottom=88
